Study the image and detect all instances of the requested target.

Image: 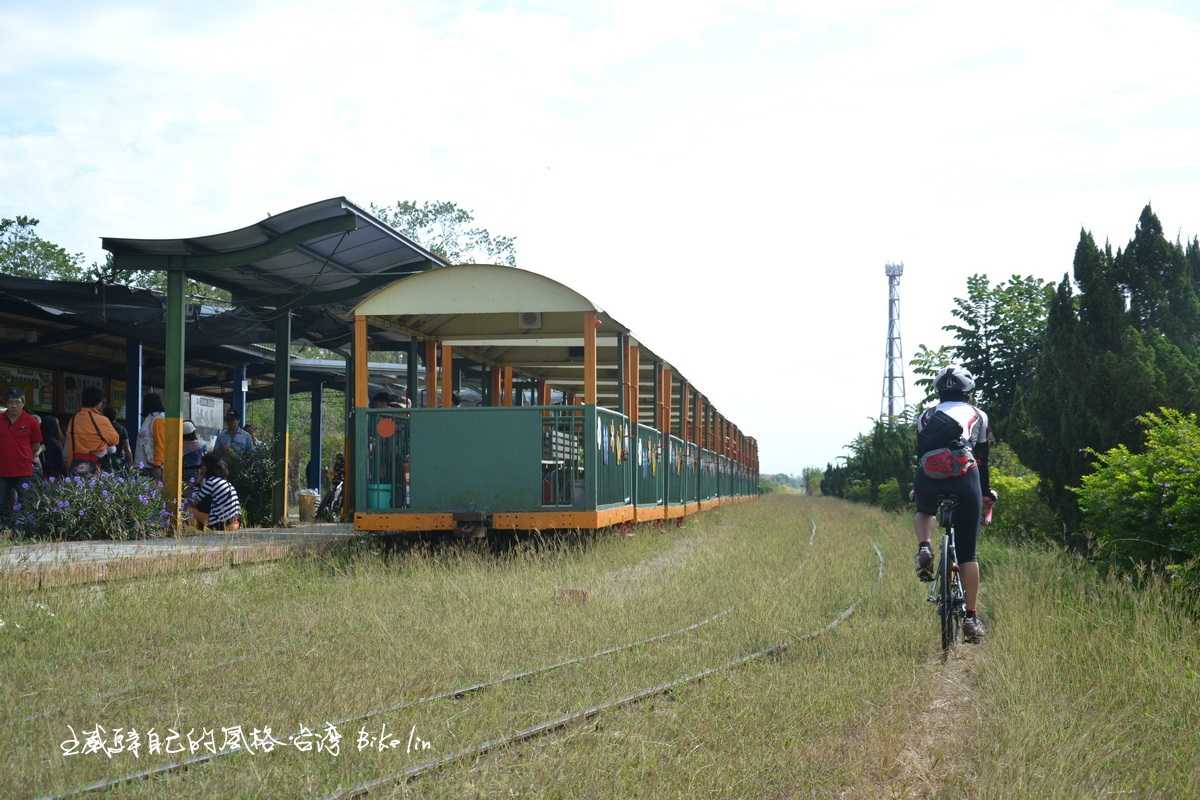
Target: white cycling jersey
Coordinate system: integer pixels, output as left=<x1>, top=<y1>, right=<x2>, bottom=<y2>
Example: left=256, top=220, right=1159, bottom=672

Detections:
left=916, top=401, right=989, bottom=450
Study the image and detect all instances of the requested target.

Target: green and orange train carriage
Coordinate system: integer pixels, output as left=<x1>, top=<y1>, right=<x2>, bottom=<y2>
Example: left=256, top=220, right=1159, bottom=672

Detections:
left=345, top=264, right=758, bottom=535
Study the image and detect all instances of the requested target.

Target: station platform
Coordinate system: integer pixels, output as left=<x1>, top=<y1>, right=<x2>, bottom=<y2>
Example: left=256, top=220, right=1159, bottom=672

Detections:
left=0, top=523, right=356, bottom=591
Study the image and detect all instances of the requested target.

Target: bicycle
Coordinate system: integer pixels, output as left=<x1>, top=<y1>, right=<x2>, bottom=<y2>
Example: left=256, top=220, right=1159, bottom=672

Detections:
left=928, top=495, right=966, bottom=654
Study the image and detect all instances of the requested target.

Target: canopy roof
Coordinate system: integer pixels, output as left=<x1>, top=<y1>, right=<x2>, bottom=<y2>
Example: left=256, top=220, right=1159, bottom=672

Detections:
left=0, top=276, right=405, bottom=403
left=103, top=197, right=449, bottom=307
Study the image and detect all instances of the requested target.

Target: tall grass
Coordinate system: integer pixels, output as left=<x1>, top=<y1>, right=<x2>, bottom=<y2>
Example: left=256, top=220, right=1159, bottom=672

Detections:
left=1, top=496, right=1194, bottom=798
left=965, top=543, right=1200, bottom=799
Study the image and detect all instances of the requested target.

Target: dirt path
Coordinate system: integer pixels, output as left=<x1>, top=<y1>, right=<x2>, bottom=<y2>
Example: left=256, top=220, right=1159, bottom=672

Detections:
left=840, top=645, right=982, bottom=800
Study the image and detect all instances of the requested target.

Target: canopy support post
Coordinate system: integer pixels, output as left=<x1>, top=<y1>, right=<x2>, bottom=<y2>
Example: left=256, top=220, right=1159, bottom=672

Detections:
left=125, top=337, right=142, bottom=456
left=424, top=339, right=438, bottom=407
left=272, top=311, right=292, bottom=525
left=308, top=380, right=323, bottom=491
left=163, top=270, right=185, bottom=532
left=230, top=365, right=247, bottom=424
left=351, top=315, right=369, bottom=515
left=406, top=339, right=418, bottom=405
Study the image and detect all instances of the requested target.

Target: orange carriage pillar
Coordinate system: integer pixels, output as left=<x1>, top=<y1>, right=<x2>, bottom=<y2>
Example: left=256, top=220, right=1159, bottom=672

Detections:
left=441, top=343, right=454, bottom=407
left=583, top=310, right=598, bottom=405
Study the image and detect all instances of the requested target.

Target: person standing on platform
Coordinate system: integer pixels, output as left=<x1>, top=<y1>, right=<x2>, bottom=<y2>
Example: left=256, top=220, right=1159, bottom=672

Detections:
left=39, top=415, right=67, bottom=480
left=1, top=388, right=43, bottom=522
left=103, top=406, right=133, bottom=470
left=135, top=393, right=166, bottom=480
left=213, top=409, right=254, bottom=458
left=182, top=420, right=207, bottom=483
left=65, top=387, right=119, bottom=476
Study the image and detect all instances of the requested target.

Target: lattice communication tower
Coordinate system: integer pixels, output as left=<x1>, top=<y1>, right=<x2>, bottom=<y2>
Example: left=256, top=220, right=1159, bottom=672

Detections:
left=881, top=262, right=907, bottom=423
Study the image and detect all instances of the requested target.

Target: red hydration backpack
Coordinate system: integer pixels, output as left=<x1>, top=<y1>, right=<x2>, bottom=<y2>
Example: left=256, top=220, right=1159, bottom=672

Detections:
left=919, top=446, right=976, bottom=479
left=917, top=408, right=977, bottom=479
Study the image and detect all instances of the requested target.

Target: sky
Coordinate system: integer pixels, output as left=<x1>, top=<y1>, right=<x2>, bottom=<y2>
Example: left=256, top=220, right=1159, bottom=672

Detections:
left=3, top=0, right=1200, bottom=474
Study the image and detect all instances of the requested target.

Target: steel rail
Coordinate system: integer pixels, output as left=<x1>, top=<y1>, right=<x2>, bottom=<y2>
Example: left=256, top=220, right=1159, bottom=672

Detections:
left=325, top=541, right=887, bottom=799
left=36, top=608, right=734, bottom=800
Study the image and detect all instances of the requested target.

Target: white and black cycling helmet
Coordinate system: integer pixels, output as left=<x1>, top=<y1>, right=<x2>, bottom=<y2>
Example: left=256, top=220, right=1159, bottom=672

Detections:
left=934, top=364, right=976, bottom=395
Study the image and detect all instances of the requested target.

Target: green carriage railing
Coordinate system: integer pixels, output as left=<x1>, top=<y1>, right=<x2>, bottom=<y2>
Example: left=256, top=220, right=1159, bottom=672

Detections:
left=635, top=424, right=664, bottom=506
left=719, top=455, right=731, bottom=497
left=666, top=435, right=686, bottom=506
left=700, top=448, right=717, bottom=500
left=684, top=442, right=698, bottom=503
left=593, top=406, right=632, bottom=508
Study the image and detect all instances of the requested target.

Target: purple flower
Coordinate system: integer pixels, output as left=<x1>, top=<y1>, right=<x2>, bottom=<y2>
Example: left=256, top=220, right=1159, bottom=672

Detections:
left=138, top=494, right=149, bottom=504
left=78, top=509, right=85, bottom=517
left=57, top=500, right=69, bottom=510
left=20, top=481, right=30, bottom=490
left=48, top=476, right=56, bottom=484
left=101, top=490, right=111, bottom=499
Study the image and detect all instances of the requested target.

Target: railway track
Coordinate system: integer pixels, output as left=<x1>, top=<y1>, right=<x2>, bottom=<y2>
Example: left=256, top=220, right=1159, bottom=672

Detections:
left=324, top=538, right=885, bottom=799
left=37, top=607, right=736, bottom=800
left=38, top=519, right=877, bottom=800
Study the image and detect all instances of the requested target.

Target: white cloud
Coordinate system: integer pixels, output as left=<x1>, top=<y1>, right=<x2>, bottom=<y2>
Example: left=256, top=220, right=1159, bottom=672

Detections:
left=2, top=0, right=1199, bottom=472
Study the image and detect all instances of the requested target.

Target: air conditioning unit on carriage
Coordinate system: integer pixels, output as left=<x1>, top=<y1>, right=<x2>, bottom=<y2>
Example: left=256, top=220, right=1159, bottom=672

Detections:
left=518, top=311, right=542, bottom=331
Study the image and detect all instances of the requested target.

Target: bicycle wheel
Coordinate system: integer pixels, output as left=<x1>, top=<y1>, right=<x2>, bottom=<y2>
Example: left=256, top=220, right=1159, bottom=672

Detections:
left=939, top=536, right=956, bottom=652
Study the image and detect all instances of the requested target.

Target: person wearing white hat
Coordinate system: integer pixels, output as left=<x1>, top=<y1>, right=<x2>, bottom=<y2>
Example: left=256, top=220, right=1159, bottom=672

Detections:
left=181, top=420, right=207, bottom=483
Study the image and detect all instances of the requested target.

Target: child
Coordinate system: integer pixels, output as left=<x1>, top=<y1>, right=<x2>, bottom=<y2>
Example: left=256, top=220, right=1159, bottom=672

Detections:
left=191, top=453, right=242, bottom=532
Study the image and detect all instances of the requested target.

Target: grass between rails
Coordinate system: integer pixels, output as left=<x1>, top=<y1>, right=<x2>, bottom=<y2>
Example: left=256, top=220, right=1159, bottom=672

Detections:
left=1, top=496, right=1196, bottom=798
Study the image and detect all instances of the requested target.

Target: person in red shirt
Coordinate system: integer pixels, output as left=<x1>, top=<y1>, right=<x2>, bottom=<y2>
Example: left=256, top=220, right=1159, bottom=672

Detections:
left=1, top=387, right=44, bottom=522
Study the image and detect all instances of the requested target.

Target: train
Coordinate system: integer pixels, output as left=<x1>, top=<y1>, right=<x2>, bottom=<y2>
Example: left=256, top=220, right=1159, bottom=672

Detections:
left=344, top=264, right=758, bottom=535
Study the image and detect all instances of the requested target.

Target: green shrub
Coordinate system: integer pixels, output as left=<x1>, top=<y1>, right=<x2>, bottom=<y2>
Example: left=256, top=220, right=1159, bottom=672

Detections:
left=845, top=479, right=871, bottom=503
left=14, top=471, right=168, bottom=540
left=1075, top=408, right=1200, bottom=593
left=224, top=440, right=279, bottom=527
left=987, top=469, right=1058, bottom=544
left=877, top=477, right=905, bottom=512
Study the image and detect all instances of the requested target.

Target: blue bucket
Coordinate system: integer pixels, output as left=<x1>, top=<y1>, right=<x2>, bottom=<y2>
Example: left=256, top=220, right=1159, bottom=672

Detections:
left=367, top=483, right=393, bottom=510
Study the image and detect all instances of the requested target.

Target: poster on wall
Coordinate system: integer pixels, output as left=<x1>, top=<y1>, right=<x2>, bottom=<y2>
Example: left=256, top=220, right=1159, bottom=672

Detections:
left=111, top=381, right=164, bottom=424
left=63, top=373, right=105, bottom=414
left=189, top=394, right=224, bottom=449
left=0, top=363, right=53, bottom=411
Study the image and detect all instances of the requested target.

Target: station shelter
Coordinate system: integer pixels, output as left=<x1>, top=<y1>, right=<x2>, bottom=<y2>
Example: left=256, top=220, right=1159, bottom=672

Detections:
left=101, top=198, right=450, bottom=528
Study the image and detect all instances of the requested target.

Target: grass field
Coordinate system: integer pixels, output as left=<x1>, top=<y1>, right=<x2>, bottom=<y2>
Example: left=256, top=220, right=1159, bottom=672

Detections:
left=2, top=495, right=1196, bottom=798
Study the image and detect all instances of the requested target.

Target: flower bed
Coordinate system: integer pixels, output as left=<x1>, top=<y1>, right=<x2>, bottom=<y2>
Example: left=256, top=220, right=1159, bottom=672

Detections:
left=13, top=471, right=169, bottom=541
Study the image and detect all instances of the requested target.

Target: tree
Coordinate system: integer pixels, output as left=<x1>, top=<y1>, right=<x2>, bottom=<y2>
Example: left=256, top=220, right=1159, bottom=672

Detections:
left=1011, top=274, right=1093, bottom=532
left=801, top=466, right=824, bottom=496
left=943, top=274, right=997, bottom=404
left=910, top=344, right=952, bottom=406
left=1116, top=205, right=1198, bottom=351
left=942, top=273, right=1050, bottom=428
left=0, top=216, right=89, bottom=281
left=989, top=274, right=1053, bottom=426
left=370, top=201, right=517, bottom=265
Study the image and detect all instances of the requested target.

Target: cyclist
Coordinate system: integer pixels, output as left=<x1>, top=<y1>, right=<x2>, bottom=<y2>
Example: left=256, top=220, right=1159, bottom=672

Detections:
left=912, top=365, right=996, bottom=643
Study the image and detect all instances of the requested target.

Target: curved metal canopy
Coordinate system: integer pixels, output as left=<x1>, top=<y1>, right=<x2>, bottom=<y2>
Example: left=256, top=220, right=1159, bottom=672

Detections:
left=102, top=197, right=449, bottom=307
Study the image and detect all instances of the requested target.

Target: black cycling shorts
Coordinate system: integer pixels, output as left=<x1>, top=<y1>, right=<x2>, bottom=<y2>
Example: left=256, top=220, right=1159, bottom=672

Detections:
left=913, top=466, right=981, bottom=563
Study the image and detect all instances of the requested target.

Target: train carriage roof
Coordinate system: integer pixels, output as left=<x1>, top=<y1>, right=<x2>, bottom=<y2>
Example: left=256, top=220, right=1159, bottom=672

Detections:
left=353, top=263, right=716, bottom=424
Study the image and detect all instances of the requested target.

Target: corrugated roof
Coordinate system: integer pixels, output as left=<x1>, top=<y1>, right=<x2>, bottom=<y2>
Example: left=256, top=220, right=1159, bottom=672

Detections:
left=102, top=197, right=449, bottom=306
